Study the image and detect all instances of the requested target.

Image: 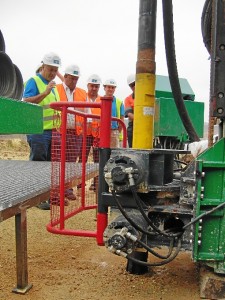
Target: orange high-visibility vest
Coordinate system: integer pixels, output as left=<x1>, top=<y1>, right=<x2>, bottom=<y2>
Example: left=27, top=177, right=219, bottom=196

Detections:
left=57, top=84, right=86, bottom=135
left=86, top=96, right=101, bottom=137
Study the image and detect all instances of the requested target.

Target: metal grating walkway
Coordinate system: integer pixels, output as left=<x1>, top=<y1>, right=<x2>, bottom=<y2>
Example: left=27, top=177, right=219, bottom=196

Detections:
left=0, top=160, right=51, bottom=212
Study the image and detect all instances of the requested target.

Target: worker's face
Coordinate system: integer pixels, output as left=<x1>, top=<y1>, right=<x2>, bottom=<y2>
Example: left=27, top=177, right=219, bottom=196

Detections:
left=104, top=85, right=116, bottom=97
left=41, top=65, right=58, bottom=81
left=64, top=74, right=79, bottom=91
left=87, top=83, right=100, bottom=98
left=129, top=82, right=135, bottom=92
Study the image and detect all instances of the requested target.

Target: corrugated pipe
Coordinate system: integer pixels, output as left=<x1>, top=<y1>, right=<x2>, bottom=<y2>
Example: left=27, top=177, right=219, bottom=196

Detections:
left=12, top=64, right=24, bottom=100
left=201, top=0, right=211, bottom=54
left=0, top=30, right=5, bottom=52
left=0, top=30, right=24, bottom=100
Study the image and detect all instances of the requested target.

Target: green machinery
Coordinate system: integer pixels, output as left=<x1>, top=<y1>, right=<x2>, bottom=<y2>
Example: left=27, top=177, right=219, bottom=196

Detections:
left=155, top=75, right=204, bottom=145
left=98, top=1, right=225, bottom=299
left=0, top=97, right=43, bottom=134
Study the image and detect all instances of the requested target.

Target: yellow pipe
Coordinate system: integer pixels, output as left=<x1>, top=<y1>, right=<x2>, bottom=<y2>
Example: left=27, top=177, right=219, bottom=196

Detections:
left=133, top=73, right=155, bottom=149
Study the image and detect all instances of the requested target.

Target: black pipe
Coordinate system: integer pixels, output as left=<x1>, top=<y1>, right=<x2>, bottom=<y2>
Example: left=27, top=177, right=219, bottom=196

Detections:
left=12, top=64, right=24, bottom=100
left=0, top=51, right=16, bottom=98
left=0, top=30, right=5, bottom=52
left=162, top=0, right=200, bottom=142
left=201, top=0, right=211, bottom=54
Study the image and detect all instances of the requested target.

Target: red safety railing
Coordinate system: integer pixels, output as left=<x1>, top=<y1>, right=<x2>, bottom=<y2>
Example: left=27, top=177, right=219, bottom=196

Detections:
left=46, top=97, right=127, bottom=244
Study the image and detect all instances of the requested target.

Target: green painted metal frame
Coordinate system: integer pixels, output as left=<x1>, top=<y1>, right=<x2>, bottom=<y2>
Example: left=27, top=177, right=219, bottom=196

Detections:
left=154, top=97, right=204, bottom=142
left=0, top=97, right=43, bottom=134
left=193, top=138, right=225, bottom=274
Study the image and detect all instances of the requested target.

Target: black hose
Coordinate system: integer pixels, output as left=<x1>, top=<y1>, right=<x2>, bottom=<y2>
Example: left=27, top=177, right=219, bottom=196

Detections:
left=130, top=186, right=183, bottom=238
left=111, top=189, right=181, bottom=261
left=136, top=237, right=175, bottom=259
left=162, top=0, right=200, bottom=142
left=112, top=190, right=156, bottom=238
left=126, top=238, right=182, bottom=266
left=183, top=201, right=225, bottom=230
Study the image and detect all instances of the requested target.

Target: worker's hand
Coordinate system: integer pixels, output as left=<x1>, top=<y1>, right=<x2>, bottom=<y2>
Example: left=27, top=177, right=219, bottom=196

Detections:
left=45, top=81, right=56, bottom=95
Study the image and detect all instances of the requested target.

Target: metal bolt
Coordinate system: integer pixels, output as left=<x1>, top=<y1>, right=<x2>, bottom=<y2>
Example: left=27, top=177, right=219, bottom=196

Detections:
left=198, top=240, right=201, bottom=245
left=218, top=92, right=224, bottom=99
left=217, top=108, right=224, bottom=114
left=201, top=172, right=205, bottom=177
left=201, top=186, right=204, bottom=192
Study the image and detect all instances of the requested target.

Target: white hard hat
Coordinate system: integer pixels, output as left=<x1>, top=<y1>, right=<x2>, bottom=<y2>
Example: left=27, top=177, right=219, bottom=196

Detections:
left=127, top=74, right=135, bottom=85
left=64, top=64, right=80, bottom=77
left=87, top=74, right=101, bottom=85
left=42, top=52, right=61, bottom=67
left=104, top=78, right=117, bottom=87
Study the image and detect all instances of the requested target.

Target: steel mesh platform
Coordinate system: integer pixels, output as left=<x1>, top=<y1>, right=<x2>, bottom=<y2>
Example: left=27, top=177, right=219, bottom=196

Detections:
left=0, top=160, right=51, bottom=212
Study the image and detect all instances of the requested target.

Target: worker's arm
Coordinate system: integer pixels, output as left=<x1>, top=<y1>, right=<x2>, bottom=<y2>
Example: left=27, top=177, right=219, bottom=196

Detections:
left=127, top=112, right=134, bottom=121
left=124, top=96, right=134, bottom=121
left=56, top=70, right=64, bottom=82
left=23, top=80, right=56, bottom=104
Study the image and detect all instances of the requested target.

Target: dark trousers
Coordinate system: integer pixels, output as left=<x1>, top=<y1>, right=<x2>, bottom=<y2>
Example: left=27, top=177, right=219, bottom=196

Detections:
left=127, top=124, right=133, bottom=148
left=27, top=130, right=52, bottom=161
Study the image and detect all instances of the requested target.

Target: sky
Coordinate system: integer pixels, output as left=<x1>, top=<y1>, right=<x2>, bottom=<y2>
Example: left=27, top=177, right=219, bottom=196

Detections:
left=1, top=0, right=210, bottom=121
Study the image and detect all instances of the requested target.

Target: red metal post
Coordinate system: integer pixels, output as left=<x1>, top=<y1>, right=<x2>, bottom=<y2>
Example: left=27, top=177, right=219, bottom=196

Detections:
left=97, top=96, right=112, bottom=245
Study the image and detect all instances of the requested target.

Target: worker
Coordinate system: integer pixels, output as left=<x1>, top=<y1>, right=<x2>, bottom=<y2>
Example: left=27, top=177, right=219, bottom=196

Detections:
left=124, top=74, right=135, bottom=147
left=23, top=52, right=62, bottom=210
left=56, top=64, right=87, bottom=198
left=103, top=79, right=125, bottom=148
left=81, top=74, right=102, bottom=191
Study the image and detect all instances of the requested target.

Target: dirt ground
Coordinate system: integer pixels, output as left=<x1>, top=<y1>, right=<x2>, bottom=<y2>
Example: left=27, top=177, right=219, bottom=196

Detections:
left=0, top=138, right=202, bottom=300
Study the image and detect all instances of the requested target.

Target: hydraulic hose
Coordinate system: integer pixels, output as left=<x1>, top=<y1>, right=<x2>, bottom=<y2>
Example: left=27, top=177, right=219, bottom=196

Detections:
left=162, top=0, right=200, bottom=142
left=126, top=238, right=181, bottom=267
left=112, top=189, right=157, bottom=239
left=183, top=201, right=225, bottom=230
left=130, top=186, right=183, bottom=238
left=111, top=189, right=181, bottom=262
left=136, top=236, right=175, bottom=259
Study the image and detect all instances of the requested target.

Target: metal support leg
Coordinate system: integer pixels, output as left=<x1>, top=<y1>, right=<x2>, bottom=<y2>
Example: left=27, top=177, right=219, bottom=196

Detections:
left=12, top=210, right=32, bottom=294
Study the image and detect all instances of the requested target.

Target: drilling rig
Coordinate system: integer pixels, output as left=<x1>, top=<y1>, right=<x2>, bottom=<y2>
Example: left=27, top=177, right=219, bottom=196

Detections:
left=97, top=1, right=225, bottom=299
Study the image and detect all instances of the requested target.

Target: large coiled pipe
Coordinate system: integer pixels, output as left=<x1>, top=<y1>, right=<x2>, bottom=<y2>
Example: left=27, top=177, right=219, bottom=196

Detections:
left=0, top=31, right=24, bottom=100
left=162, top=0, right=200, bottom=142
left=0, top=30, right=5, bottom=52
left=0, top=51, right=17, bottom=98
left=12, top=64, right=24, bottom=100
left=201, top=0, right=211, bottom=54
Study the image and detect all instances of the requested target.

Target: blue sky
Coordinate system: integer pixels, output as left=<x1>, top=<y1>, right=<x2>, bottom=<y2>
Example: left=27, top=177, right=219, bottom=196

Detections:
left=1, top=0, right=210, bottom=120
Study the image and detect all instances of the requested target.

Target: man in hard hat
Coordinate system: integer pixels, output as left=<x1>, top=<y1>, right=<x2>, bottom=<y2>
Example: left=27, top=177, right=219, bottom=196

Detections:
left=103, top=79, right=125, bottom=148
left=23, top=52, right=62, bottom=210
left=81, top=74, right=102, bottom=191
left=56, top=64, right=87, bottom=199
left=124, top=74, right=135, bottom=147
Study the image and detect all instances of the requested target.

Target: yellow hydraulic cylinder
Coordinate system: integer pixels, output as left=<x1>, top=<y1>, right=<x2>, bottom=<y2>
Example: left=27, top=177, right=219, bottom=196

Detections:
left=133, top=73, right=155, bottom=149
left=133, top=0, right=157, bottom=149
